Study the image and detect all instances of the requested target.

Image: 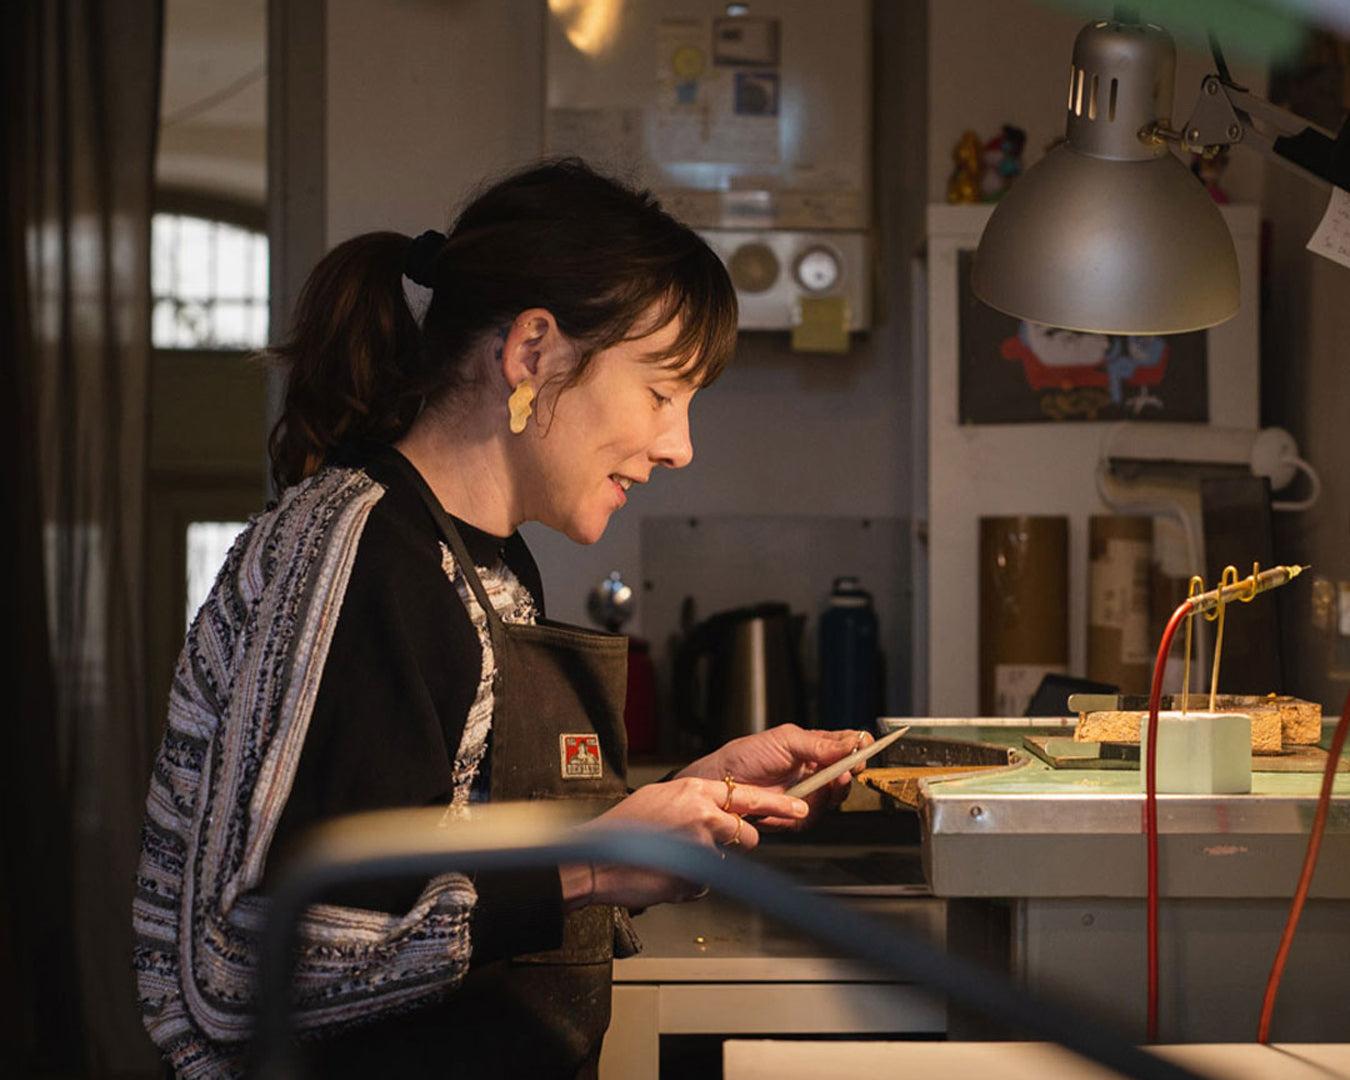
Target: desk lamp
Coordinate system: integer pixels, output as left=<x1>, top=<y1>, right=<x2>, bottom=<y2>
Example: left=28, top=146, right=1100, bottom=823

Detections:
left=972, top=16, right=1350, bottom=335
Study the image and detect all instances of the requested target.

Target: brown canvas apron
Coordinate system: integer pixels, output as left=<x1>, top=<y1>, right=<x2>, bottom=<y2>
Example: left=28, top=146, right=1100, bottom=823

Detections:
left=404, top=459, right=631, bottom=1079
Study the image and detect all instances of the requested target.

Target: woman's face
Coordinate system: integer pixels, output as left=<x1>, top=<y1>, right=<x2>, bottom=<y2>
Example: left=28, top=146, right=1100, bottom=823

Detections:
left=524, top=314, right=699, bottom=545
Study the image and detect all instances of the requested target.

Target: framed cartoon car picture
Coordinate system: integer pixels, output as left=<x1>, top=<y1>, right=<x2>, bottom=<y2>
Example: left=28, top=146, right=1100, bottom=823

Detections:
left=956, top=250, right=1209, bottom=424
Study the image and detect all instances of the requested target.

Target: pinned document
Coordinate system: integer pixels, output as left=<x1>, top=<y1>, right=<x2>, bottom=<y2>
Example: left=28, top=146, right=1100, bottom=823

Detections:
left=1306, top=184, right=1350, bottom=269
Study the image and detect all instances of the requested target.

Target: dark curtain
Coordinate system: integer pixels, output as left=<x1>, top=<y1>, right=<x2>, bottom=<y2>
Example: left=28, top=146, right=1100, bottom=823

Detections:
left=2, top=0, right=164, bottom=1075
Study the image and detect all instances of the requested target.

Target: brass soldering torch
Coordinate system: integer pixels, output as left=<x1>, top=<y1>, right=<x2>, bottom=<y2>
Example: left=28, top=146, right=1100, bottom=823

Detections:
left=1184, top=564, right=1306, bottom=617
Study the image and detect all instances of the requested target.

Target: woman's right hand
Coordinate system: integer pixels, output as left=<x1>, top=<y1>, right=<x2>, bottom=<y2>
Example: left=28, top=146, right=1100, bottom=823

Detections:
left=563, top=777, right=809, bottom=910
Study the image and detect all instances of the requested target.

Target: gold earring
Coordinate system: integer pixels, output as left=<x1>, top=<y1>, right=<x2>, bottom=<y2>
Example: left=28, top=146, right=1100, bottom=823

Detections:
left=508, top=382, right=535, bottom=434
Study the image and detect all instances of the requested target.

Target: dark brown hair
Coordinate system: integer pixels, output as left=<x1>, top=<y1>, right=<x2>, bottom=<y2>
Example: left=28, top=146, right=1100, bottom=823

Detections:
left=267, top=158, right=737, bottom=490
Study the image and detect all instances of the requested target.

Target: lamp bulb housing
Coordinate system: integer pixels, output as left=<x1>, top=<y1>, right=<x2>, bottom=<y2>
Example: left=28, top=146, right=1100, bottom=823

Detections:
left=1065, top=20, right=1175, bottom=161
left=971, top=18, right=1240, bottom=335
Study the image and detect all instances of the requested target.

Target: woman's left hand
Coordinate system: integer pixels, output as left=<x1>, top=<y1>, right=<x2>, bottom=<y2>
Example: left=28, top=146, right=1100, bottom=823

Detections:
left=674, top=724, right=872, bottom=830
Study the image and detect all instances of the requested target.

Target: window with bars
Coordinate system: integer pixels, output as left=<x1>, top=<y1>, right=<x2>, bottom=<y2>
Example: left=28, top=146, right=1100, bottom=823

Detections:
left=152, top=212, right=268, bottom=349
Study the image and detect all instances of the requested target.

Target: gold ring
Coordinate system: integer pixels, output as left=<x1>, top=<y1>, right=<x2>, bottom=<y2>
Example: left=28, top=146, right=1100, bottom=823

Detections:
left=721, top=772, right=736, bottom=812
left=853, top=733, right=866, bottom=753
left=723, top=813, right=744, bottom=847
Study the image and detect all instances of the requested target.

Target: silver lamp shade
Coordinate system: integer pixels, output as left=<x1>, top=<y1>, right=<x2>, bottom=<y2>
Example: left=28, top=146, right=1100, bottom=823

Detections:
left=971, top=20, right=1240, bottom=335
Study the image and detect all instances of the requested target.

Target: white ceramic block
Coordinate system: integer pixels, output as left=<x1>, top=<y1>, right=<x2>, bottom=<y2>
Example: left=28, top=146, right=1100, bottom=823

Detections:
left=1138, top=711, right=1252, bottom=794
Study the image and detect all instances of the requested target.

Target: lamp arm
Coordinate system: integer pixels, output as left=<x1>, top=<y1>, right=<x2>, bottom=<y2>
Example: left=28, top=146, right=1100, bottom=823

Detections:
left=1180, top=75, right=1350, bottom=191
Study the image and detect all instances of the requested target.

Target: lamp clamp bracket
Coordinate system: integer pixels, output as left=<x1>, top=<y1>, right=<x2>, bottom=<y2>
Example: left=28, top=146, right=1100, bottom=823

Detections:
left=1179, top=75, right=1350, bottom=192
left=1180, top=75, right=1247, bottom=153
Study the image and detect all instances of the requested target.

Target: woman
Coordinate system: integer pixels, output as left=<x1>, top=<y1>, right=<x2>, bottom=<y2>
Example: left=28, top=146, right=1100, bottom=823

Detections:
left=133, top=159, right=871, bottom=1079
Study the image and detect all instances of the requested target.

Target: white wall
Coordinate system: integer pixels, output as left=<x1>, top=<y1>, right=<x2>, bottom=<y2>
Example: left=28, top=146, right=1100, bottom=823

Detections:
left=325, top=1, right=547, bottom=241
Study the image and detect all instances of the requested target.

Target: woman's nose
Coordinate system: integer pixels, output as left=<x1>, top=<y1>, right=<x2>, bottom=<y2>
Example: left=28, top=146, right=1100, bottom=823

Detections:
left=652, top=409, right=693, bottom=469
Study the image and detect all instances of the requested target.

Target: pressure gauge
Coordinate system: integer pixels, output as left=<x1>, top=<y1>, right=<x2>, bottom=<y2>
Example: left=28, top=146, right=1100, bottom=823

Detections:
left=794, top=245, right=842, bottom=292
left=727, top=242, right=780, bottom=294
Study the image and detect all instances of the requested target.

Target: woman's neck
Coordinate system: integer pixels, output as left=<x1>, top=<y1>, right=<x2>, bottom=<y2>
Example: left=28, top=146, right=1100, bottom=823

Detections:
left=394, top=405, right=520, bottom=538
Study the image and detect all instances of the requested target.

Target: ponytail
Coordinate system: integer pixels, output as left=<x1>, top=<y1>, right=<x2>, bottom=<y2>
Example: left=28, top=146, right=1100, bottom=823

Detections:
left=266, top=232, right=428, bottom=492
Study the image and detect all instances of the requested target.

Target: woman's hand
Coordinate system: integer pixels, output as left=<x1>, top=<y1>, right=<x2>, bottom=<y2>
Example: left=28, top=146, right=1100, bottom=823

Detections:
left=564, top=776, right=809, bottom=910
left=675, top=724, right=873, bottom=829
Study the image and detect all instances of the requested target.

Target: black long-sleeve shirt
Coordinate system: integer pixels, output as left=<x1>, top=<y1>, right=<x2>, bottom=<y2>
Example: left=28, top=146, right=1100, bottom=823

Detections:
left=267, top=447, right=563, bottom=965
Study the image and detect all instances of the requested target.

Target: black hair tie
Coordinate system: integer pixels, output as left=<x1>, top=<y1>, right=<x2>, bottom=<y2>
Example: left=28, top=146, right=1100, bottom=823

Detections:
left=404, top=229, right=446, bottom=287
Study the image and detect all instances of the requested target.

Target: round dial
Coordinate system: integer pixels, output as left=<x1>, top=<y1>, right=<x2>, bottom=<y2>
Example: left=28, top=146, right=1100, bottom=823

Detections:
left=727, top=242, right=780, bottom=295
left=794, top=246, right=842, bottom=292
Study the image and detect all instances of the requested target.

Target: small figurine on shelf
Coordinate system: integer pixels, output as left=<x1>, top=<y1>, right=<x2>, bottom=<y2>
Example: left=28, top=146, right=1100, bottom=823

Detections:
left=982, top=124, right=1027, bottom=201
left=1191, top=147, right=1231, bottom=203
left=947, top=130, right=984, bottom=203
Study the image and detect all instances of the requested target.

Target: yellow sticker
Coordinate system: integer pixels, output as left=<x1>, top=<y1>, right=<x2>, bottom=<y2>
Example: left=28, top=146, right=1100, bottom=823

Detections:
left=791, top=296, right=850, bottom=354
left=671, top=44, right=705, bottom=79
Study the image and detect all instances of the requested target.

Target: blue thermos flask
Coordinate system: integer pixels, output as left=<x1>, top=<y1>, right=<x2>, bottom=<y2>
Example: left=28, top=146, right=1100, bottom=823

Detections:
left=818, top=576, right=880, bottom=732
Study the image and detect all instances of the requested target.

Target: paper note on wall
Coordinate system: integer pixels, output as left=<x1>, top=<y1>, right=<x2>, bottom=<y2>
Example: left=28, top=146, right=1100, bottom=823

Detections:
left=1089, top=537, right=1153, bottom=664
left=653, top=17, right=781, bottom=166
left=1306, top=185, right=1350, bottom=269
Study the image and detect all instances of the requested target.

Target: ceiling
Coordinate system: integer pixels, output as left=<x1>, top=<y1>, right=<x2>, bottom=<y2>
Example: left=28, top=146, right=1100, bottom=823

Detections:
left=157, top=0, right=268, bottom=207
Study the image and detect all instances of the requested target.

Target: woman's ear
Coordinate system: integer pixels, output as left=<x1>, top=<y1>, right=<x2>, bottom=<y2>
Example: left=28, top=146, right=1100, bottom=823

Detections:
left=500, top=308, right=561, bottom=387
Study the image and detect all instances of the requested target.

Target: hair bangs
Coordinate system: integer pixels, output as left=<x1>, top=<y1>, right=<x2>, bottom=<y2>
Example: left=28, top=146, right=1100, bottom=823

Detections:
left=659, top=287, right=737, bottom=387
left=609, top=242, right=738, bottom=386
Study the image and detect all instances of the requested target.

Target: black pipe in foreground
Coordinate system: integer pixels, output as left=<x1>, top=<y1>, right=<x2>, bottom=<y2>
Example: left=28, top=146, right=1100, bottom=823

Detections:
left=252, top=806, right=1209, bottom=1080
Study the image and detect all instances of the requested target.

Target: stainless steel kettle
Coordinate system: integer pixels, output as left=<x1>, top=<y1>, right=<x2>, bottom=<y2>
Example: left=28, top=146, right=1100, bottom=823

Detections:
left=673, top=602, right=807, bottom=752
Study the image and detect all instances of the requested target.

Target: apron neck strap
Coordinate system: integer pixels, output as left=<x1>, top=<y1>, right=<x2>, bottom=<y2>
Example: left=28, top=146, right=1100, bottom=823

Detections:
left=384, top=448, right=507, bottom=635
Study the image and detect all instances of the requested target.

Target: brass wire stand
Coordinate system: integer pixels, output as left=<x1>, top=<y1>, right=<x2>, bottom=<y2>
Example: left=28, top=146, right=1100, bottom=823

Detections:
left=1178, top=564, right=1306, bottom=715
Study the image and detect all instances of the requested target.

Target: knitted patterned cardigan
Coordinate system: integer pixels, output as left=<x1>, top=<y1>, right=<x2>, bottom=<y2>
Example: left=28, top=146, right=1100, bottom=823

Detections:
left=132, top=466, right=539, bottom=1078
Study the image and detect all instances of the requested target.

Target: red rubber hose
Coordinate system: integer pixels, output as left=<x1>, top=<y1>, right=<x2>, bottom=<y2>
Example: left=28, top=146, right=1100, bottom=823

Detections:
left=1256, top=686, right=1350, bottom=1042
left=1144, top=601, right=1192, bottom=1044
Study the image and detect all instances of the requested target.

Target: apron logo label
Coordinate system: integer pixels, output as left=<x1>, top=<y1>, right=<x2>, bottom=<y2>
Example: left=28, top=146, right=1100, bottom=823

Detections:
left=560, top=734, right=602, bottom=780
